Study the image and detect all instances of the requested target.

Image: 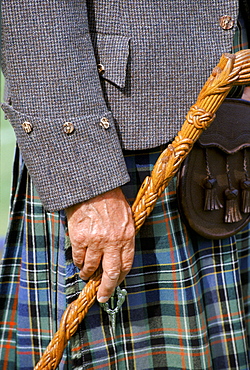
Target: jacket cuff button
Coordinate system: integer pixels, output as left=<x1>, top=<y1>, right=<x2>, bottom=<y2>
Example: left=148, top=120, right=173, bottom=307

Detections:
left=63, top=122, right=75, bottom=134
left=22, top=121, right=33, bottom=134
left=97, top=63, right=105, bottom=75
left=219, top=15, right=234, bottom=30
left=100, top=117, right=110, bottom=129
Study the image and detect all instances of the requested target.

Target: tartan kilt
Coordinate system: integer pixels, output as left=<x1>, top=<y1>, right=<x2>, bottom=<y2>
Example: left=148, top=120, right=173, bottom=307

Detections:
left=0, top=146, right=250, bottom=370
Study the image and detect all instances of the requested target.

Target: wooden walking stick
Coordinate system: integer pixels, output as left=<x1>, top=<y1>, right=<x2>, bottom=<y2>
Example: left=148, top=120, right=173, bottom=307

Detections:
left=34, top=49, right=250, bottom=370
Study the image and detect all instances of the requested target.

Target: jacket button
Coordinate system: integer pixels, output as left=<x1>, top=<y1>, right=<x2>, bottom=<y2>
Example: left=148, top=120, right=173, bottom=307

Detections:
left=63, top=122, right=75, bottom=134
left=22, top=121, right=33, bottom=134
left=219, top=15, right=234, bottom=30
left=97, top=63, right=105, bottom=75
left=100, top=117, right=110, bottom=129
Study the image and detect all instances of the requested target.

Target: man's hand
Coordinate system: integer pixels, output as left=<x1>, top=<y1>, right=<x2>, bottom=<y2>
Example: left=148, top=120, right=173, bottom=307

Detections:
left=65, top=187, right=135, bottom=303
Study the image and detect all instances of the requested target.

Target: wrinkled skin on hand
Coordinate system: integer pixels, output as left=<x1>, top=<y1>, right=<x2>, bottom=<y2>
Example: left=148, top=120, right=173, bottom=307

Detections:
left=65, top=187, right=135, bottom=303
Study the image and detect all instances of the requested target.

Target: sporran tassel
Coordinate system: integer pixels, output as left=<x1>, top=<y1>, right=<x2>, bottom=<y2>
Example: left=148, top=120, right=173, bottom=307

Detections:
left=225, top=188, right=242, bottom=223
left=241, top=178, right=250, bottom=213
left=203, top=176, right=223, bottom=211
left=224, top=156, right=242, bottom=223
left=203, top=149, right=223, bottom=211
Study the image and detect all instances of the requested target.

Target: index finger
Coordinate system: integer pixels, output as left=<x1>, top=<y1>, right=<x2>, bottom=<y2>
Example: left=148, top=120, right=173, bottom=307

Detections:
left=97, top=247, right=121, bottom=303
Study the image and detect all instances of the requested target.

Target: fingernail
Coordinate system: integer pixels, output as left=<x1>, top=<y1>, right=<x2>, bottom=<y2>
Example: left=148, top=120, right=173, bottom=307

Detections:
left=97, top=296, right=109, bottom=303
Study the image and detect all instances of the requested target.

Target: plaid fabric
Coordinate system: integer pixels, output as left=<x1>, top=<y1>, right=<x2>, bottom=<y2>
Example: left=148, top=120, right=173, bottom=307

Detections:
left=0, top=148, right=71, bottom=370
left=1, top=9, right=250, bottom=370
left=67, top=148, right=250, bottom=370
left=1, top=149, right=250, bottom=369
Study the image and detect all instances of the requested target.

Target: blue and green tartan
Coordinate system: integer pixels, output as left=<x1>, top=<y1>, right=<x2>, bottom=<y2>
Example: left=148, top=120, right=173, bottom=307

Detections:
left=1, top=14, right=250, bottom=370
left=67, top=148, right=250, bottom=370
left=0, top=148, right=71, bottom=369
left=1, top=145, right=250, bottom=369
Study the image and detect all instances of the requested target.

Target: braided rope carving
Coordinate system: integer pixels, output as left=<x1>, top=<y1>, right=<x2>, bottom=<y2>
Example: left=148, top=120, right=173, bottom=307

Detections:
left=34, top=269, right=102, bottom=369
left=34, top=50, right=250, bottom=369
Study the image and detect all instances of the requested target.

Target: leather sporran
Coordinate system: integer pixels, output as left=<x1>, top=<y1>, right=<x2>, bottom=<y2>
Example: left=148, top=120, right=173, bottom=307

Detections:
left=177, top=98, right=250, bottom=239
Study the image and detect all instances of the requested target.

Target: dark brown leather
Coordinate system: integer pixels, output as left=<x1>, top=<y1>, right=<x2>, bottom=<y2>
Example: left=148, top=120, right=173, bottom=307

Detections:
left=177, top=98, right=250, bottom=239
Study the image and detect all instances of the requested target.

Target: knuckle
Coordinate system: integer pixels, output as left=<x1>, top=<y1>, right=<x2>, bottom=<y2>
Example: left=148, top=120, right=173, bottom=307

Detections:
left=71, top=234, right=82, bottom=245
left=124, top=220, right=135, bottom=238
left=127, top=231, right=134, bottom=240
left=93, top=234, right=105, bottom=244
left=72, top=248, right=82, bottom=257
left=105, top=269, right=120, bottom=281
left=72, top=250, right=84, bottom=263
left=73, top=257, right=83, bottom=266
left=111, top=226, right=135, bottom=244
left=69, top=230, right=86, bottom=246
left=73, top=260, right=83, bottom=270
left=91, top=229, right=107, bottom=244
left=122, top=262, right=132, bottom=274
left=83, top=265, right=97, bottom=276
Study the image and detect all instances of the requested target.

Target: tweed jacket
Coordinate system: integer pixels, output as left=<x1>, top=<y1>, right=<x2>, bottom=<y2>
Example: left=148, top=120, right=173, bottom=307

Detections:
left=1, top=0, right=239, bottom=211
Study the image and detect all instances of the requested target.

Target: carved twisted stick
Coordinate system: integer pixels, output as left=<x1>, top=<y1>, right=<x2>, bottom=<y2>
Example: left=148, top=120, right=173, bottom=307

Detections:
left=34, top=50, right=250, bottom=370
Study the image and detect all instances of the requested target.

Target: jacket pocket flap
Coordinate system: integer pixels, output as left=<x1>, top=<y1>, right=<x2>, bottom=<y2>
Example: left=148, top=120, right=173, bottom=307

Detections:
left=91, top=33, right=130, bottom=89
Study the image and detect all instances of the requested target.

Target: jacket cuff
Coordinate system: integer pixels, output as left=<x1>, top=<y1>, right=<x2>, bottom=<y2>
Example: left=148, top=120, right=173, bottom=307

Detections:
left=2, top=103, right=130, bottom=211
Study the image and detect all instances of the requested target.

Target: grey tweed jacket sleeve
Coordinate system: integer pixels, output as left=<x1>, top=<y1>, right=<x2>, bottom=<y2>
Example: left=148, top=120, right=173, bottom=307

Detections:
left=1, top=0, right=239, bottom=211
left=1, top=0, right=130, bottom=211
